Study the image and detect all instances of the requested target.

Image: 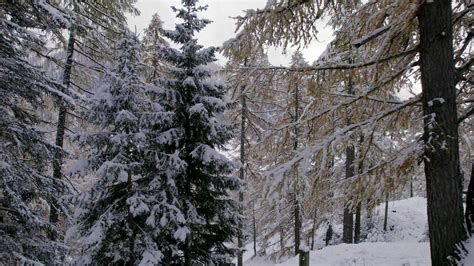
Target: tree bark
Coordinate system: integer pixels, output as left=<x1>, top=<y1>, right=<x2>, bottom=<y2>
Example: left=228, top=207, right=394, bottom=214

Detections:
left=310, top=209, right=317, bottom=250
left=342, top=142, right=355, bottom=243
left=383, top=193, right=389, bottom=232
left=238, top=94, right=246, bottom=266
left=252, top=200, right=257, bottom=256
left=354, top=136, right=364, bottom=243
left=418, top=1, right=466, bottom=264
left=354, top=203, right=361, bottom=243
left=465, top=163, right=474, bottom=234
left=184, top=236, right=191, bottom=266
left=50, top=29, right=75, bottom=238
left=293, top=84, right=301, bottom=256
left=342, top=74, right=354, bottom=244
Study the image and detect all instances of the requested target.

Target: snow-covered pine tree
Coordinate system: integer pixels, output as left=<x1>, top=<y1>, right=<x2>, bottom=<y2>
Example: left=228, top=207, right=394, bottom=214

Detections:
left=67, top=30, right=178, bottom=265
left=0, top=1, right=72, bottom=264
left=156, top=0, right=240, bottom=264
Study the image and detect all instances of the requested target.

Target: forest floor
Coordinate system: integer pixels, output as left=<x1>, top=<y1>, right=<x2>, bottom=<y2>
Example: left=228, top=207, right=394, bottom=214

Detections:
left=241, top=197, right=432, bottom=265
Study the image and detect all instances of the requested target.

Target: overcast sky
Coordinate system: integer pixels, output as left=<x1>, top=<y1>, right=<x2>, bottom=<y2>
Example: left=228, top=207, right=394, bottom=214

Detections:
left=127, top=0, right=333, bottom=66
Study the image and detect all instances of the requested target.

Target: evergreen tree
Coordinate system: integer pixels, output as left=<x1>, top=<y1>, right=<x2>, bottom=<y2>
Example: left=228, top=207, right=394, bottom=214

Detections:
left=156, top=0, right=240, bottom=264
left=67, top=30, right=176, bottom=265
left=0, top=1, right=72, bottom=264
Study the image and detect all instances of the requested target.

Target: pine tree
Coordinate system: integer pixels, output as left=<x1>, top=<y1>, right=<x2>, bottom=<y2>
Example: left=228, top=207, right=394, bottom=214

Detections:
left=68, top=30, right=177, bottom=265
left=0, top=1, right=72, bottom=264
left=156, top=0, right=240, bottom=264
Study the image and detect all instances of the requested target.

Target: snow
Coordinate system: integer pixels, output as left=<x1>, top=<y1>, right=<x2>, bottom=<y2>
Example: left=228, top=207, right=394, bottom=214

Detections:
left=127, top=194, right=150, bottom=217
left=427, top=98, right=445, bottom=107
left=367, top=197, right=428, bottom=243
left=463, top=238, right=474, bottom=265
left=139, top=250, right=163, bottom=266
left=174, top=226, right=190, bottom=242
left=352, top=25, right=391, bottom=47
left=241, top=197, right=430, bottom=265
left=277, top=242, right=430, bottom=266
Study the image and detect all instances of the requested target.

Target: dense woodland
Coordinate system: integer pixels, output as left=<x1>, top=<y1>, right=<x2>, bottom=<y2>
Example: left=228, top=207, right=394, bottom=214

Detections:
left=0, top=0, right=472, bottom=265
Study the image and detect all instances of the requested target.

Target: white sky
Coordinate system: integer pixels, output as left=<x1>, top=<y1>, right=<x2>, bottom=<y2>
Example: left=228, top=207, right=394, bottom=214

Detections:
left=127, top=0, right=333, bottom=66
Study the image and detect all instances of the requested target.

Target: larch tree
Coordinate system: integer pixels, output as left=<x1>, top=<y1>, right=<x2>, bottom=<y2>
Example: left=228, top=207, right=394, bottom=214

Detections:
left=0, top=1, right=73, bottom=264
left=156, top=0, right=240, bottom=264
left=226, top=49, right=288, bottom=261
left=226, top=50, right=280, bottom=261
left=142, top=13, right=169, bottom=83
left=224, top=0, right=471, bottom=263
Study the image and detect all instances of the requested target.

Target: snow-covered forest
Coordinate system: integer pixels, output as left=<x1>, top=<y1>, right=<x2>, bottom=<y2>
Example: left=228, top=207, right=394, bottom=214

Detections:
left=0, top=0, right=472, bottom=265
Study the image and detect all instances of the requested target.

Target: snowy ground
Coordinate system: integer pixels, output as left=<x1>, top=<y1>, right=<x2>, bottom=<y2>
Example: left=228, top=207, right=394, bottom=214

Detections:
left=277, top=242, right=430, bottom=266
left=241, top=197, right=431, bottom=265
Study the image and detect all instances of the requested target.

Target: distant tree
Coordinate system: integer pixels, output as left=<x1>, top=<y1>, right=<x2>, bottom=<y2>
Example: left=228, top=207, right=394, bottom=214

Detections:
left=142, top=13, right=169, bottom=82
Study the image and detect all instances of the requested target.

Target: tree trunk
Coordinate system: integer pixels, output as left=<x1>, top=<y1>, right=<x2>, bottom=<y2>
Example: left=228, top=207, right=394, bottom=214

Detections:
left=293, top=84, right=301, bottom=256
left=418, top=1, right=466, bottom=264
left=280, top=226, right=284, bottom=250
left=238, top=94, right=246, bottom=266
left=294, top=200, right=301, bottom=255
left=465, top=163, right=474, bottom=234
left=50, top=29, right=75, bottom=238
left=342, top=75, right=354, bottom=244
left=253, top=200, right=257, bottom=256
left=343, top=143, right=355, bottom=243
left=354, top=136, right=364, bottom=243
left=310, top=209, right=317, bottom=250
left=184, top=236, right=191, bottom=266
left=383, top=193, right=389, bottom=232
left=354, top=203, right=361, bottom=243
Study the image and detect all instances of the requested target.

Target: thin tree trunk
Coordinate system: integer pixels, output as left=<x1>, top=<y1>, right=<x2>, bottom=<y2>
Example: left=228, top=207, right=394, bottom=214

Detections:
left=310, top=209, right=317, bottom=250
left=253, top=200, right=257, bottom=256
left=354, top=135, right=364, bottom=243
left=238, top=94, right=246, bottom=266
left=418, top=1, right=466, bottom=264
left=383, top=193, right=389, bottom=231
left=280, top=226, right=284, bottom=250
left=294, top=201, right=301, bottom=255
left=465, top=163, right=474, bottom=235
left=184, top=236, right=191, bottom=266
left=354, top=203, right=361, bottom=243
left=410, top=177, right=414, bottom=198
left=50, top=29, right=75, bottom=238
left=342, top=143, right=354, bottom=243
left=127, top=172, right=135, bottom=265
left=342, top=75, right=354, bottom=244
left=293, top=84, right=301, bottom=256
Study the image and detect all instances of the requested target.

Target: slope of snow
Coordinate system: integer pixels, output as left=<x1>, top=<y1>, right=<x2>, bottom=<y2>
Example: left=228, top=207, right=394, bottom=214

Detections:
left=367, top=197, right=428, bottom=242
left=277, top=242, right=430, bottom=266
left=244, top=197, right=430, bottom=265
